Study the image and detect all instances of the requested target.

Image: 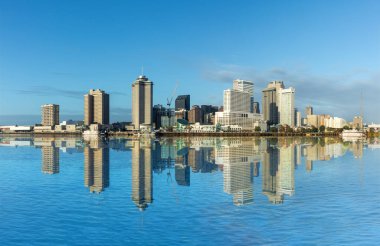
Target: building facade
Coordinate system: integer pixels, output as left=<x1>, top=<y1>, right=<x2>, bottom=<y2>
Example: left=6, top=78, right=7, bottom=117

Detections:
left=84, top=89, right=110, bottom=126
left=188, top=105, right=202, bottom=123
left=215, top=79, right=267, bottom=131
left=262, top=81, right=284, bottom=125
left=41, top=104, right=59, bottom=126
left=132, top=75, right=153, bottom=130
left=279, top=87, right=295, bottom=127
left=175, top=95, right=190, bottom=111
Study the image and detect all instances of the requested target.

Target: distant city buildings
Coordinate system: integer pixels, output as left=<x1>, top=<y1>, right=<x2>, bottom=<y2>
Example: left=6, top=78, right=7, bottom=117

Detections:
left=132, top=75, right=153, bottom=130
left=262, top=81, right=284, bottom=125
left=305, top=106, right=313, bottom=116
left=84, top=89, right=110, bottom=126
left=262, top=81, right=296, bottom=127
left=188, top=105, right=202, bottom=123
left=41, top=104, right=59, bottom=126
left=215, top=79, right=267, bottom=131
left=175, top=95, right=190, bottom=111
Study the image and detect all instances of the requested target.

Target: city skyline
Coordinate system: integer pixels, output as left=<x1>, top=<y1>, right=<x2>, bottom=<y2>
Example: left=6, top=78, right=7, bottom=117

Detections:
left=1, top=1, right=380, bottom=124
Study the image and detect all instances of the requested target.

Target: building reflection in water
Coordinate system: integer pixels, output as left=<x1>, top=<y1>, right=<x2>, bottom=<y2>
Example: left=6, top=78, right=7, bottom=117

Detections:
left=41, top=139, right=60, bottom=174
left=175, top=147, right=190, bottom=186
left=84, top=137, right=110, bottom=193
left=131, top=138, right=153, bottom=211
left=0, top=136, right=367, bottom=207
left=215, top=138, right=256, bottom=206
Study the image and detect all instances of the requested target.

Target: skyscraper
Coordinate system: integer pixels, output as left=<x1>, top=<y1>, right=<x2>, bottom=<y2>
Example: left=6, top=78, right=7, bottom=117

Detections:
left=84, top=89, right=110, bottom=126
left=175, top=95, right=190, bottom=111
left=252, top=102, right=260, bottom=114
left=279, top=87, right=295, bottom=127
left=305, top=106, right=313, bottom=116
left=262, top=81, right=284, bottom=125
left=41, top=104, right=59, bottom=126
left=233, top=79, right=254, bottom=112
left=132, top=75, right=153, bottom=130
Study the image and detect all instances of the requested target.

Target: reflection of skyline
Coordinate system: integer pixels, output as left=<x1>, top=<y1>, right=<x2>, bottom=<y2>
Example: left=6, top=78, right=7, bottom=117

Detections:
left=131, top=139, right=153, bottom=211
left=84, top=137, right=110, bottom=193
left=41, top=144, right=60, bottom=174
left=0, top=136, right=371, bottom=206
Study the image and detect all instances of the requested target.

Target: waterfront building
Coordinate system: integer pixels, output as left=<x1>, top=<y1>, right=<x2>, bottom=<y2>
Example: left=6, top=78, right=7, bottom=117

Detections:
left=132, top=75, right=153, bottom=130
left=216, top=80, right=267, bottom=131
left=84, top=138, right=109, bottom=193
left=131, top=139, right=153, bottom=210
left=175, top=95, right=190, bottom=111
left=153, top=104, right=167, bottom=129
left=324, top=117, right=347, bottom=129
left=296, top=110, right=302, bottom=127
left=305, top=106, right=313, bottom=116
left=41, top=104, right=59, bottom=126
left=279, top=87, right=295, bottom=127
left=307, top=114, right=319, bottom=128
left=188, top=105, right=202, bottom=123
left=353, top=116, right=363, bottom=129
left=233, top=79, right=254, bottom=112
left=262, top=81, right=284, bottom=125
left=84, top=89, right=110, bottom=126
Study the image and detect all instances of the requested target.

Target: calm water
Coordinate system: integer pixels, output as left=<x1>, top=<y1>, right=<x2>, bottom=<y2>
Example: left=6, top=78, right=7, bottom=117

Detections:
left=0, top=136, right=380, bottom=245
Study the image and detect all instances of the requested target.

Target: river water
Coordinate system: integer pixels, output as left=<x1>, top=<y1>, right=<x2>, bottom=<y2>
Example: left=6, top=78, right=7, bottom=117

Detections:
left=0, top=136, right=379, bottom=245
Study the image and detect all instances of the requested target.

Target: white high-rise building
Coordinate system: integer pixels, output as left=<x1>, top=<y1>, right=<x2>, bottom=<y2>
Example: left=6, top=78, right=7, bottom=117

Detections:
left=132, top=75, right=153, bottom=130
left=233, top=79, right=254, bottom=113
left=215, top=79, right=267, bottom=131
left=223, top=89, right=251, bottom=113
left=279, top=87, right=295, bottom=127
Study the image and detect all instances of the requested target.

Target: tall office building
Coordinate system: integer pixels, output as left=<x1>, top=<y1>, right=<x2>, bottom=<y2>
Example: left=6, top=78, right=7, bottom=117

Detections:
left=175, top=95, right=190, bottom=111
left=132, top=75, right=153, bottom=130
left=84, top=89, right=110, bottom=126
left=41, top=104, right=59, bottom=126
left=215, top=79, right=267, bottom=131
left=131, top=139, right=153, bottom=210
left=279, top=87, right=295, bottom=127
left=188, top=105, right=202, bottom=123
left=233, top=79, right=254, bottom=112
left=262, top=81, right=284, bottom=125
left=296, top=110, right=302, bottom=127
left=305, top=106, right=313, bottom=116
left=41, top=144, right=59, bottom=174
left=253, top=102, right=260, bottom=114
left=84, top=138, right=110, bottom=193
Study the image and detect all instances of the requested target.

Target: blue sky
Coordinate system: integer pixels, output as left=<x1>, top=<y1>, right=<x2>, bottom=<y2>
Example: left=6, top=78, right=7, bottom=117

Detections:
left=1, top=0, right=379, bottom=124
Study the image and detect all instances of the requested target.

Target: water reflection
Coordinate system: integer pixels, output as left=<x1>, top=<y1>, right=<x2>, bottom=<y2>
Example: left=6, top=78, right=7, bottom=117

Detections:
left=83, top=136, right=109, bottom=193
left=131, top=138, right=153, bottom=210
left=1, top=136, right=377, bottom=208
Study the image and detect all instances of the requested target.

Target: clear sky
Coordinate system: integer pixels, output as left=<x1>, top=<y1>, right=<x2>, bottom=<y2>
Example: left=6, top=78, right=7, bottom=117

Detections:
left=1, top=0, right=379, bottom=124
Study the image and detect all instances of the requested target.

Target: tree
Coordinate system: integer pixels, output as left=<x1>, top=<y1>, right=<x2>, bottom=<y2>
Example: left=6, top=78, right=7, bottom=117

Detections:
left=319, top=125, right=326, bottom=133
left=343, top=125, right=350, bottom=130
left=270, top=127, right=278, bottom=133
left=216, top=123, right=221, bottom=132
left=254, top=126, right=261, bottom=132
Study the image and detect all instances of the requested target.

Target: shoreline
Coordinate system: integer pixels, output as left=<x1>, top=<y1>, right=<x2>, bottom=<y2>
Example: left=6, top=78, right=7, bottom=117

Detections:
left=1, top=131, right=378, bottom=138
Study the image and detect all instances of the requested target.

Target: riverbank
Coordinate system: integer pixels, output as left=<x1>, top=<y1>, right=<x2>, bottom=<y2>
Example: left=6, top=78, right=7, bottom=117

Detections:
left=156, top=131, right=342, bottom=137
